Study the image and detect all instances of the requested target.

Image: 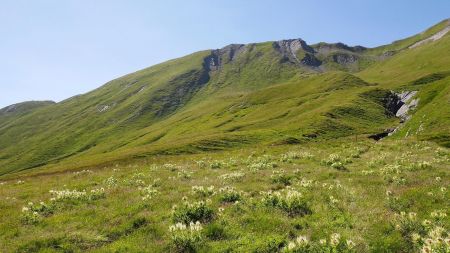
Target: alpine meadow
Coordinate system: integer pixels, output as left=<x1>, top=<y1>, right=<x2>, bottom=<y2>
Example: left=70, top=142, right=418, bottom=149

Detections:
left=0, top=15, right=449, bottom=253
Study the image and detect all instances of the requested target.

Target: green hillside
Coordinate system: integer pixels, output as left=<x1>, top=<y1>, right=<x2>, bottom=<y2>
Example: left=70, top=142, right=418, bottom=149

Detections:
left=0, top=19, right=449, bottom=177
left=0, top=101, right=55, bottom=125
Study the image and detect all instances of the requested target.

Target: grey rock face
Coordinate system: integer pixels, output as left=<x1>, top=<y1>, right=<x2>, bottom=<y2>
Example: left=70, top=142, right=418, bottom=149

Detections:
left=208, top=44, right=246, bottom=71
left=395, top=91, right=418, bottom=120
left=220, top=44, right=247, bottom=62
left=274, top=39, right=314, bottom=54
left=301, top=53, right=322, bottom=67
left=273, top=39, right=321, bottom=67
left=370, top=90, right=419, bottom=140
left=383, top=90, right=418, bottom=120
left=386, top=91, right=419, bottom=137
left=332, top=53, right=358, bottom=65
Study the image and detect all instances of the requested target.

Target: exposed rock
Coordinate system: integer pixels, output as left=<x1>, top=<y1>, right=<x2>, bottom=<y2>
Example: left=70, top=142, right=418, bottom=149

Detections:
left=384, top=92, right=405, bottom=116
left=208, top=44, right=246, bottom=70
left=97, top=105, right=111, bottom=113
left=273, top=39, right=317, bottom=65
left=394, top=91, right=418, bottom=121
left=274, top=39, right=314, bottom=53
left=331, top=53, right=358, bottom=65
left=387, top=90, right=419, bottom=137
left=300, top=53, right=322, bottom=67
left=221, top=44, right=247, bottom=62
left=369, top=90, right=419, bottom=140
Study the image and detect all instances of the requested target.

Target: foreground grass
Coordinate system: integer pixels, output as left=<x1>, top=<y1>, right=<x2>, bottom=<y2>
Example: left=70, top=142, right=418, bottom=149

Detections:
left=0, top=138, right=448, bottom=252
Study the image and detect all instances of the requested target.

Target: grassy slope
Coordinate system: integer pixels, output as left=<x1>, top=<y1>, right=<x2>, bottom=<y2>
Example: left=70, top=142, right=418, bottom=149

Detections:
left=0, top=139, right=448, bottom=252
left=1, top=72, right=400, bottom=178
left=0, top=101, right=55, bottom=127
left=358, top=31, right=450, bottom=88
left=0, top=20, right=449, bottom=177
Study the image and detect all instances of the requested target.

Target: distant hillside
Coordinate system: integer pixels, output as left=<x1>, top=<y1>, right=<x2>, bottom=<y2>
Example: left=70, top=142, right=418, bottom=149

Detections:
left=0, top=19, right=449, bottom=176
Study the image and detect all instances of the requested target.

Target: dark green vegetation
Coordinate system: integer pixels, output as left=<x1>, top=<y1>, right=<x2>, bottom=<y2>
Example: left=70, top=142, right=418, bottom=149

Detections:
left=0, top=19, right=449, bottom=252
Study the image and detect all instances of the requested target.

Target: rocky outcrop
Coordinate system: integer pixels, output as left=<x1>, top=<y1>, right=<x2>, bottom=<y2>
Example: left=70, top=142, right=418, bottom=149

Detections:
left=387, top=91, right=419, bottom=137
left=394, top=91, right=419, bottom=121
left=209, top=39, right=372, bottom=72
left=331, top=53, right=359, bottom=65
left=300, top=53, right=322, bottom=67
left=383, top=91, right=418, bottom=119
left=208, top=44, right=246, bottom=70
left=273, top=39, right=322, bottom=67
left=369, top=90, right=419, bottom=140
left=273, top=40, right=372, bottom=70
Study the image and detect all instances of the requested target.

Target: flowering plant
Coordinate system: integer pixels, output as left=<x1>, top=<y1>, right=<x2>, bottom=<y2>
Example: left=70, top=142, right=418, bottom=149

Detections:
left=169, top=221, right=203, bottom=252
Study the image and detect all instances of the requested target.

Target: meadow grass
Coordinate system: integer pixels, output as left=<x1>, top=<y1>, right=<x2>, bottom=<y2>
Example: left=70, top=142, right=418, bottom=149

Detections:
left=0, top=138, right=448, bottom=252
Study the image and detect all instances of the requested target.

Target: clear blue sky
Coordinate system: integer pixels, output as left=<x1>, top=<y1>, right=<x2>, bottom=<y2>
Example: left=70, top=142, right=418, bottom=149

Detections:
left=1, top=0, right=449, bottom=108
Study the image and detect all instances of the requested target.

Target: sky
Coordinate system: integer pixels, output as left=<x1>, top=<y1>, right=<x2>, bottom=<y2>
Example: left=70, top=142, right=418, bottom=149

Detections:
left=1, top=0, right=449, bottom=108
